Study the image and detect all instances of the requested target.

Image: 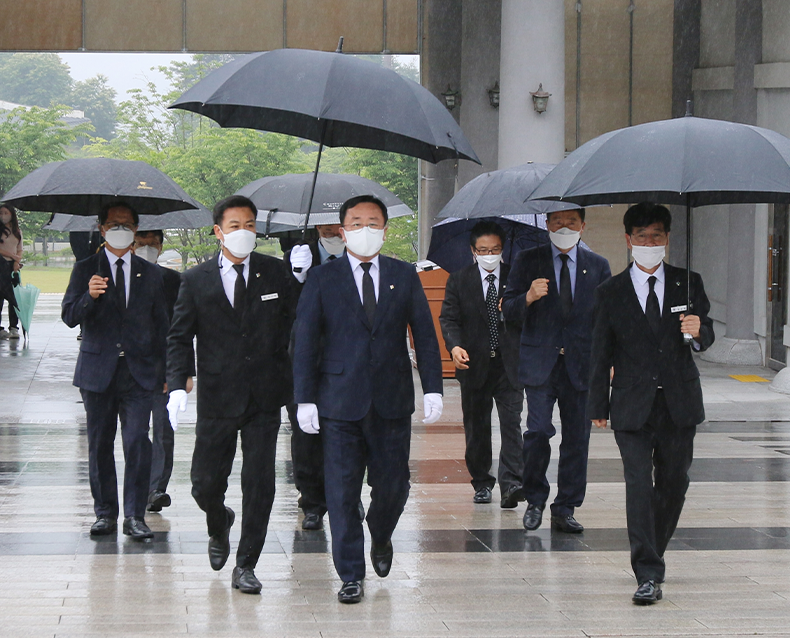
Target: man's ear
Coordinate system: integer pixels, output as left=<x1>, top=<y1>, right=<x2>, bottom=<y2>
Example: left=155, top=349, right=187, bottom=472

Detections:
left=213, top=224, right=222, bottom=241
left=625, top=233, right=633, bottom=250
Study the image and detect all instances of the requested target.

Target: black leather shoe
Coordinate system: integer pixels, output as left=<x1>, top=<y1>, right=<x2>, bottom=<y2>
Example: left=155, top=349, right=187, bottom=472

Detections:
left=122, top=517, right=154, bottom=540
left=551, top=514, right=584, bottom=533
left=632, top=580, right=662, bottom=605
left=208, top=507, right=235, bottom=571
left=370, top=540, right=393, bottom=578
left=500, top=485, right=525, bottom=509
left=473, top=487, right=493, bottom=504
left=522, top=503, right=545, bottom=530
left=338, top=580, right=364, bottom=604
left=302, top=512, right=323, bottom=530
left=231, top=566, right=262, bottom=594
left=90, top=516, right=117, bottom=536
left=147, top=490, right=171, bottom=512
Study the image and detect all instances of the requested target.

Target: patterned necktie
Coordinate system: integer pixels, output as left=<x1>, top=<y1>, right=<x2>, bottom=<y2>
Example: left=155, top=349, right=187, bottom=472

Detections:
left=646, top=275, right=661, bottom=336
left=233, top=263, right=246, bottom=317
left=360, top=262, right=376, bottom=324
left=559, top=253, right=572, bottom=319
left=115, top=258, right=126, bottom=311
left=485, top=273, right=499, bottom=351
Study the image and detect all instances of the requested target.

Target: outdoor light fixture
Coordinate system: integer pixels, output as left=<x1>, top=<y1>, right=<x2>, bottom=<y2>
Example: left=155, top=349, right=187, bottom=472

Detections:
left=487, top=81, right=500, bottom=108
left=530, top=83, right=551, bottom=114
left=441, top=85, right=460, bottom=111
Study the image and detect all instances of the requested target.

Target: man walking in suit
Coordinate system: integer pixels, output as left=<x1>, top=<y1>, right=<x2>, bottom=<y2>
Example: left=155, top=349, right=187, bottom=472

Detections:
left=439, top=220, right=525, bottom=508
left=503, top=208, right=611, bottom=534
left=293, top=195, right=443, bottom=604
left=166, top=195, right=296, bottom=594
left=62, top=202, right=169, bottom=541
left=588, top=202, right=714, bottom=605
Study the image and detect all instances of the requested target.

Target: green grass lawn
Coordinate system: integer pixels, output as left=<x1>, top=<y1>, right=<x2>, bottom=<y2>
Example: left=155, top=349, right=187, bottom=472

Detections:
left=19, top=267, right=73, bottom=294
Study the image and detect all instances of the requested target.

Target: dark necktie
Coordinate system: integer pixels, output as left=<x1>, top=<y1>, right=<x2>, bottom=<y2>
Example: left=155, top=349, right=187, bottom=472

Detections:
left=233, top=263, right=246, bottom=317
left=328, top=254, right=336, bottom=261
left=360, top=262, right=376, bottom=324
left=485, top=273, right=499, bottom=351
left=646, top=275, right=661, bottom=336
left=559, top=253, right=572, bottom=318
left=115, top=258, right=126, bottom=311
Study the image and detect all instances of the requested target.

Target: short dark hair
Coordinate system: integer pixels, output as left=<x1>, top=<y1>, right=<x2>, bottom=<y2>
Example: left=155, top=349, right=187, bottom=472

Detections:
left=469, top=220, right=506, bottom=248
left=623, top=202, right=672, bottom=234
left=98, top=200, right=139, bottom=226
left=135, top=229, right=164, bottom=244
left=338, top=195, right=388, bottom=225
left=213, top=195, right=257, bottom=227
left=546, top=207, right=586, bottom=223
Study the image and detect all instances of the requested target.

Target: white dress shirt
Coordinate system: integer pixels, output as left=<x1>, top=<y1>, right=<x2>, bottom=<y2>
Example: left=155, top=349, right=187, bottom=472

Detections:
left=105, top=247, right=131, bottom=305
left=477, top=262, right=501, bottom=299
left=218, top=252, right=250, bottom=307
left=630, top=261, right=665, bottom=314
left=347, top=253, right=380, bottom=302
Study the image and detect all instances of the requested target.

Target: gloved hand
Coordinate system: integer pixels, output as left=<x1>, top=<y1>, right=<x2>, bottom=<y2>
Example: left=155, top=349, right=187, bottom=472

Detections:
left=167, top=389, right=188, bottom=432
left=422, top=393, right=443, bottom=424
left=297, top=403, right=320, bottom=434
left=291, top=245, right=313, bottom=283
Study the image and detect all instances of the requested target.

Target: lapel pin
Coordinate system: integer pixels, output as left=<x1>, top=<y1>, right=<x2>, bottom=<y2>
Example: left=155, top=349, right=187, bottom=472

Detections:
left=583, top=269, right=587, bottom=274
left=136, top=273, right=141, bottom=278
left=676, top=281, right=681, bottom=286
left=256, top=272, right=260, bottom=278
left=390, top=284, right=395, bottom=289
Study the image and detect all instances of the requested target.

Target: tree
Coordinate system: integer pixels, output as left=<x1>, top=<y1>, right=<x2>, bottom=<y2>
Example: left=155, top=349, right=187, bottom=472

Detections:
left=70, top=75, right=117, bottom=140
left=0, top=53, right=73, bottom=108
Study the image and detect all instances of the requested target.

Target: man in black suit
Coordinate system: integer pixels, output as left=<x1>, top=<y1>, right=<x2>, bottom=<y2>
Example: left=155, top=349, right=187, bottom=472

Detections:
left=439, top=220, right=524, bottom=508
left=588, top=203, right=714, bottom=605
left=132, top=229, right=191, bottom=513
left=167, top=195, right=296, bottom=594
left=503, top=208, right=611, bottom=534
left=293, top=195, right=443, bottom=604
left=62, top=201, right=169, bottom=541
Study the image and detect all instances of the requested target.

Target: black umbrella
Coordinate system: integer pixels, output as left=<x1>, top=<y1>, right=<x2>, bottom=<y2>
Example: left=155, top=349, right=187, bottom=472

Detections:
left=42, top=207, right=214, bottom=232
left=234, top=172, right=413, bottom=235
left=3, top=158, right=203, bottom=216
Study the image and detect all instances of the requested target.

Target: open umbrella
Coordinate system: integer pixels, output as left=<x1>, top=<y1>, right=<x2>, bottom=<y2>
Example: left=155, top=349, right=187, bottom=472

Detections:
left=234, top=173, right=413, bottom=235
left=170, top=43, right=479, bottom=234
left=42, top=207, right=214, bottom=232
left=12, top=274, right=40, bottom=341
left=4, top=158, right=203, bottom=216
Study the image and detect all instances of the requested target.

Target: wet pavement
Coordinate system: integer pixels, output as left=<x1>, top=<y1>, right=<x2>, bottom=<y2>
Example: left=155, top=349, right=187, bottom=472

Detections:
left=1, top=294, right=790, bottom=636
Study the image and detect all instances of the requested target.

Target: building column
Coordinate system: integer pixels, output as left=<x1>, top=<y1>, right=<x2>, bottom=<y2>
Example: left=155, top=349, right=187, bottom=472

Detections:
left=498, top=0, right=565, bottom=167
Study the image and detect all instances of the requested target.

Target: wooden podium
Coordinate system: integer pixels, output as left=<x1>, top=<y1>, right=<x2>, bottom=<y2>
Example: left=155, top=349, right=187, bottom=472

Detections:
left=416, top=267, right=456, bottom=378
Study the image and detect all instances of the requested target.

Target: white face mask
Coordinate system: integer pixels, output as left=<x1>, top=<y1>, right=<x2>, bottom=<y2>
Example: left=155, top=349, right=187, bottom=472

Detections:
left=343, top=226, right=386, bottom=258
left=631, top=245, right=666, bottom=270
left=135, top=245, right=160, bottom=264
left=0, top=213, right=11, bottom=225
left=221, top=229, right=257, bottom=259
left=476, top=253, right=502, bottom=271
left=549, top=227, right=581, bottom=251
left=104, top=227, right=135, bottom=250
left=319, top=235, right=346, bottom=256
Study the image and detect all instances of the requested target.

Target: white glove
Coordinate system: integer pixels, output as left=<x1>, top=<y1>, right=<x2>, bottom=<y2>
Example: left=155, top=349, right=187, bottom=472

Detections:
left=297, top=403, right=320, bottom=434
left=167, top=389, right=188, bottom=432
left=422, top=393, right=443, bottom=424
left=291, top=245, right=313, bottom=283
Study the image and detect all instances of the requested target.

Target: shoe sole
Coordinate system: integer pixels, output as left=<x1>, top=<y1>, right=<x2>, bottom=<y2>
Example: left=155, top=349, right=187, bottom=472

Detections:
left=232, top=583, right=262, bottom=595
left=147, top=494, right=171, bottom=512
left=551, top=524, right=584, bottom=534
left=90, top=527, right=117, bottom=536
left=122, top=529, right=153, bottom=540
left=633, top=590, right=662, bottom=605
left=338, top=593, right=364, bottom=604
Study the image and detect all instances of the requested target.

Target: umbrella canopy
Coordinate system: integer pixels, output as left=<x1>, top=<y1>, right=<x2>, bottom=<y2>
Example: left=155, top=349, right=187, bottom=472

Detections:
left=4, top=158, right=203, bottom=216
left=42, top=207, right=214, bottom=232
left=13, top=280, right=40, bottom=339
left=234, top=172, right=413, bottom=235
left=437, top=163, right=581, bottom=220
left=170, top=48, right=479, bottom=165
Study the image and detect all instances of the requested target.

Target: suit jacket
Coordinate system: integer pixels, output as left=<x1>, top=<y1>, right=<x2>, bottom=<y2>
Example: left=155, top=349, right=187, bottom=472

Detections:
left=502, top=244, right=611, bottom=390
left=166, top=252, right=297, bottom=418
left=439, top=261, right=521, bottom=389
left=160, top=265, right=182, bottom=321
left=293, top=254, right=443, bottom=421
left=61, top=250, right=168, bottom=393
left=586, top=263, right=715, bottom=430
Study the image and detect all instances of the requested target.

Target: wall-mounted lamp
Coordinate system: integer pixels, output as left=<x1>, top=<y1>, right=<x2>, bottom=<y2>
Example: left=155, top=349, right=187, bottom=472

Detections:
left=487, top=81, right=500, bottom=108
left=441, top=85, right=461, bottom=110
left=530, top=83, right=551, bottom=114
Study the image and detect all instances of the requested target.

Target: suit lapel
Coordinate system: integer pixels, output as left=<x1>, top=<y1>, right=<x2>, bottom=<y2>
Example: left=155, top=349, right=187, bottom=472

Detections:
left=569, top=248, right=590, bottom=320
left=205, top=256, right=238, bottom=323
left=661, top=264, right=687, bottom=334
left=373, top=256, right=394, bottom=332
left=127, top=256, right=142, bottom=310
left=103, top=251, right=125, bottom=315
left=621, top=264, right=662, bottom=345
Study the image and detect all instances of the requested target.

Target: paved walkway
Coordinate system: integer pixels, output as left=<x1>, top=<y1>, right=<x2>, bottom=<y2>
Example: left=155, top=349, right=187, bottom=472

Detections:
left=1, top=294, right=790, bottom=637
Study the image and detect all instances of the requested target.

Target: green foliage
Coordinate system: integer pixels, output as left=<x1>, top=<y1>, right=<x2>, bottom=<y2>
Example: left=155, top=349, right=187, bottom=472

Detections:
left=0, top=53, right=73, bottom=107
left=70, top=75, right=117, bottom=140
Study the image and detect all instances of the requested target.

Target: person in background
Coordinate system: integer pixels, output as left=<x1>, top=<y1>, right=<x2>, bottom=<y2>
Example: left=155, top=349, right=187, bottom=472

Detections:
left=0, top=203, right=23, bottom=340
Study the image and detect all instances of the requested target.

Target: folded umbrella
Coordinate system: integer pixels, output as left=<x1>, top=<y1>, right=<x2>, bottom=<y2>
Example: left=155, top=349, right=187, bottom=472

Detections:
left=12, top=275, right=40, bottom=341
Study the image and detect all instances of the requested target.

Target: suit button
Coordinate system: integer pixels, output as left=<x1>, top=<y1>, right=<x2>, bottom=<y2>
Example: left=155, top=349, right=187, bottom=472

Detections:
left=658, top=349, right=663, bottom=353
left=116, top=343, right=122, bottom=348
left=652, top=376, right=658, bottom=381
left=245, top=356, right=251, bottom=361
left=242, top=333, right=247, bottom=338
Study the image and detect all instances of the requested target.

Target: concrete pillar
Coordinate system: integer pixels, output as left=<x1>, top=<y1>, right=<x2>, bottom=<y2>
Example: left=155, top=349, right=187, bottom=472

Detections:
left=498, top=0, right=565, bottom=167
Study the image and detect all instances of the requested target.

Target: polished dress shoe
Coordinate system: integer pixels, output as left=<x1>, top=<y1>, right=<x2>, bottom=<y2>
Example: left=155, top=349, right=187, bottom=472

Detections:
left=147, top=490, right=171, bottom=512
left=232, top=566, right=262, bottom=594
left=632, top=580, right=662, bottom=605
left=522, top=503, right=545, bottom=531
left=302, top=512, right=323, bottom=530
left=337, top=580, right=364, bottom=604
left=551, top=514, right=584, bottom=533
left=208, top=507, right=235, bottom=571
left=122, top=517, right=154, bottom=540
left=370, top=540, right=393, bottom=578
left=500, top=485, right=525, bottom=509
left=90, top=516, right=117, bottom=536
left=473, top=487, right=493, bottom=504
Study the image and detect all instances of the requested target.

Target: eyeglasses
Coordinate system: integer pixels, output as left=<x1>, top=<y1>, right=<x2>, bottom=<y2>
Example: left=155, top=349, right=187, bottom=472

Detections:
left=474, top=247, right=503, bottom=255
left=104, top=223, right=135, bottom=232
left=343, top=222, right=385, bottom=230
